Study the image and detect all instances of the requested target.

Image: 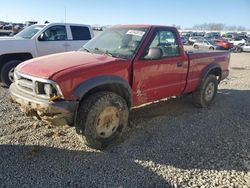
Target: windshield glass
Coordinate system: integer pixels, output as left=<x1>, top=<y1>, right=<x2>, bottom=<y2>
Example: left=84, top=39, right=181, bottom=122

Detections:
left=80, top=27, right=148, bottom=59
left=15, top=25, right=45, bottom=39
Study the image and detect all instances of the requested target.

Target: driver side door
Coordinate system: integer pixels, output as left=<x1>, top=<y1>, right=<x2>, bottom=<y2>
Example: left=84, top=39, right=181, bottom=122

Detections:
left=132, top=28, right=188, bottom=106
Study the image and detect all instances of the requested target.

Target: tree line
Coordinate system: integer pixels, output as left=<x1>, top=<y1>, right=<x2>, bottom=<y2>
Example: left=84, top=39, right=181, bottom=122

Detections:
left=191, top=23, right=247, bottom=31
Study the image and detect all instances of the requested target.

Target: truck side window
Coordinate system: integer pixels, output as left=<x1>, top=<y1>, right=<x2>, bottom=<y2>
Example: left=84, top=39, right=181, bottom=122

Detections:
left=40, top=25, right=67, bottom=41
left=148, top=30, right=180, bottom=58
left=70, top=26, right=91, bottom=40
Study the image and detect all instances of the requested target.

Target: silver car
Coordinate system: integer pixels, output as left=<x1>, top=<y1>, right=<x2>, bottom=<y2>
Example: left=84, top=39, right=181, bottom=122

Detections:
left=234, top=43, right=250, bottom=53
left=193, top=39, right=220, bottom=50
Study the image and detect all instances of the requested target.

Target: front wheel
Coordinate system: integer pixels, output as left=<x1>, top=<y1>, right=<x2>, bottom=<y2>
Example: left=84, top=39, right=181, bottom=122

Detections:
left=76, top=91, right=129, bottom=150
left=1, top=60, right=21, bottom=86
left=192, top=74, right=218, bottom=108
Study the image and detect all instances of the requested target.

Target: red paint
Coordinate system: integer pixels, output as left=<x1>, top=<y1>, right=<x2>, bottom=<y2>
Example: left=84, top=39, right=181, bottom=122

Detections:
left=16, top=25, right=230, bottom=107
left=213, top=39, right=233, bottom=49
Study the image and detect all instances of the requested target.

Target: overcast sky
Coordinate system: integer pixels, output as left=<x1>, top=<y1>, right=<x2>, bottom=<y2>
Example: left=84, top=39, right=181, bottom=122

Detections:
left=1, top=0, right=250, bottom=28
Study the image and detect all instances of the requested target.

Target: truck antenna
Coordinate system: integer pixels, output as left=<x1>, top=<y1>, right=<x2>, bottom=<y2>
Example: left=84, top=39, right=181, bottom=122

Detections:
left=64, top=7, right=67, bottom=23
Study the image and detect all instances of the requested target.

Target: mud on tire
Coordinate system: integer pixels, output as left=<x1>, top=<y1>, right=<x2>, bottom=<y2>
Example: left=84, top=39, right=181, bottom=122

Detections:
left=192, top=74, right=218, bottom=108
left=76, top=91, right=129, bottom=150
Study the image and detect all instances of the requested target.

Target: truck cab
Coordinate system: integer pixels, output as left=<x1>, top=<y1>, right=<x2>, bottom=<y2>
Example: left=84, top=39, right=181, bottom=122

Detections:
left=0, top=23, right=93, bottom=86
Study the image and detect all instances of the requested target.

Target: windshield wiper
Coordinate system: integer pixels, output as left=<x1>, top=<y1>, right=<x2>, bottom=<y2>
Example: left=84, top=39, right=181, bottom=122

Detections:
left=104, top=50, right=118, bottom=58
left=88, top=48, right=119, bottom=58
left=81, top=47, right=90, bottom=53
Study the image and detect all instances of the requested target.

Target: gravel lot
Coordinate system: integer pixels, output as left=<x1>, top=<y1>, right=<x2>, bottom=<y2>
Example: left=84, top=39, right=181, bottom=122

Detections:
left=0, top=52, right=250, bottom=187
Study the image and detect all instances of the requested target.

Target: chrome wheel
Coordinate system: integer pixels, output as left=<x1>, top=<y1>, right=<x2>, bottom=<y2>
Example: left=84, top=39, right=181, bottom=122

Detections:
left=204, top=82, right=215, bottom=102
left=96, top=106, right=120, bottom=138
left=8, top=68, right=15, bottom=82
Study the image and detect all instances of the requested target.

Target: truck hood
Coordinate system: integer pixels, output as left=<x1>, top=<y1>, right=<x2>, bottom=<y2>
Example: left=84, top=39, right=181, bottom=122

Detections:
left=0, top=36, right=25, bottom=40
left=16, top=51, right=122, bottom=79
left=0, top=36, right=14, bottom=40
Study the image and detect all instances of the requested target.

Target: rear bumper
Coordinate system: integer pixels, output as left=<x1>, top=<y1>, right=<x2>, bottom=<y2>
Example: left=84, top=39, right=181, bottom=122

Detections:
left=9, top=84, right=78, bottom=126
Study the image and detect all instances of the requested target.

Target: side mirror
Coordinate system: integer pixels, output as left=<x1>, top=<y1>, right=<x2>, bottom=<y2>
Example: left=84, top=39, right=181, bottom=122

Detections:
left=38, top=33, right=46, bottom=41
left=144, top=47, right=163, bottom=60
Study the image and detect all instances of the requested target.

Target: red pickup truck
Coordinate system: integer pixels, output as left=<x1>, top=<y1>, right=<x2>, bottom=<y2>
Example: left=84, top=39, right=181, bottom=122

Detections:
left=10, top=25, right=230, bottom=149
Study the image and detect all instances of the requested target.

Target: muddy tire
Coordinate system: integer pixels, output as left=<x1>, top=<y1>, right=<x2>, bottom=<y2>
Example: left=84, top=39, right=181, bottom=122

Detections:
left=192, top=74, right=218, bottom=108
left=1, top=60, right=21, bottom=87
left=76, top=91, right=129, bottom=150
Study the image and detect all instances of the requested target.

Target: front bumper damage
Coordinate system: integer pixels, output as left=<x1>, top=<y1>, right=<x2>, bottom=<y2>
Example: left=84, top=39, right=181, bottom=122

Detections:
left=10, top=84, right=78, bottom=126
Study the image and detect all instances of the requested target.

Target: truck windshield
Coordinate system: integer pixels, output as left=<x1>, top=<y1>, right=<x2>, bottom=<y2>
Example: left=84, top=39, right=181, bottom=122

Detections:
left=81, top=27, right=148, bottom=59
left=15, top=25, right=45, bottom=39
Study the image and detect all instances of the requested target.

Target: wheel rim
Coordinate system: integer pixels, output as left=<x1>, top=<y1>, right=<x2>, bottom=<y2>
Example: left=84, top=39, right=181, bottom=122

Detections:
left=96, top=106, right=120, bottom=138
left=204, top=82, right=215, bottom=102
left=8, top=68, right=15, bottom=82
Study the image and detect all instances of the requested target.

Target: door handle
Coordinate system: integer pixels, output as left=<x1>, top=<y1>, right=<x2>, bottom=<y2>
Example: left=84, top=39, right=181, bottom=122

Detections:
left=177, top=62, right=183, bottom=67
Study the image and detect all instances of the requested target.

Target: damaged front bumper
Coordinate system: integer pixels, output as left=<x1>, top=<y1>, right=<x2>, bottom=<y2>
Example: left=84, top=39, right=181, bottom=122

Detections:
left=9, top=84, right=78, bottom=126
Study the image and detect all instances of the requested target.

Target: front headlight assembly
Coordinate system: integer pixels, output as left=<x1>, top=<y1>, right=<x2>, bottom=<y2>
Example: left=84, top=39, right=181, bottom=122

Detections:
left=35, top=81, right=64, bottom=101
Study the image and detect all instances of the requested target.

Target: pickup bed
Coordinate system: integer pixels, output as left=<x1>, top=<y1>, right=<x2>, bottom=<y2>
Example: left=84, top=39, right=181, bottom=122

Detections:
left=10, top=25, right=230, bottom=149
left=0, top=23, right=93, bottom=86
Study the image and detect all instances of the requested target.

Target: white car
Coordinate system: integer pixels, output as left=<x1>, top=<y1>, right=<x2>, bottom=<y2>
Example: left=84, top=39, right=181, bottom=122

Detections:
left=0, top=23, right=94, bottom=86
left=234, top=43, right=250, bottom=53
left=193, top=39, right=220, bottom=50
left=188, top=36, right=204, bottom=45
left=229, top=38, right=246, bottom=46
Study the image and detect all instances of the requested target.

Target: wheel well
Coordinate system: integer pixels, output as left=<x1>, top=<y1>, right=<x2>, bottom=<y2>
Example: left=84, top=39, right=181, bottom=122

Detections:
left=80, top=83, right=132, bottom=108
left=208, top=67, right=222, bottom=82
left=0, top=53, right=33, bottom=73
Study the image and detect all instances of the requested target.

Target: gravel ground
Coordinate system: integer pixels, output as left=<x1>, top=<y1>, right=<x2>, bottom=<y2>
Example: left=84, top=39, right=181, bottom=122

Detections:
left=0, top=52, right=250, bottom=187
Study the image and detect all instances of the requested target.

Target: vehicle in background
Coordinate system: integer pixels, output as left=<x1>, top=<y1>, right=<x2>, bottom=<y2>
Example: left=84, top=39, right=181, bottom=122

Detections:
left=234, top=39, right=250, bottom=53
left=181, top=31, right=192, bottom=38
left=0, top=22, right=93, bottom=86
left=193, top=39, right=221, bottom=50
left=10, top=25, right=230, bottom=149
left=213, top=39, right=233, bottom=50
left=181, top=36, right=189, bottom=45
left=25, top=21, right=38, bottom=27
left=192, top=32, right=205, bottom=37
left=188, top=36, right=204, bottom=45
left=205, top=32, right=221, bottom=38
left=222, top=32, right=239, bottom=41
left=9, top=25, right=23, bottom=36
left=230, top=38, right=246, bottom=46
left=0, top=31, right=12, bottom=36
left=3, top=24, right=13, bottom=30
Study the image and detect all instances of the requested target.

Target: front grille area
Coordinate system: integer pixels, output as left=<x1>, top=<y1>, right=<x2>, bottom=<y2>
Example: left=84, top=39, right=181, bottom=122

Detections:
left=15, top=72, right=35, bottom=95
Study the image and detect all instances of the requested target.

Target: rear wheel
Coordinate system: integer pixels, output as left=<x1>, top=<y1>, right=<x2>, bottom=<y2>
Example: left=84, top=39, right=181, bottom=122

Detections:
left=194, top=45, right=199, bottom=49
left=192, top=74, right=218, bottom=108
left=234, top=46, right=243, bottom=53
left=209, top=47, right=215, bottom=50
left=1, top=60, right=21, bottom=86
left=76, top=91, right=129, bottom=150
